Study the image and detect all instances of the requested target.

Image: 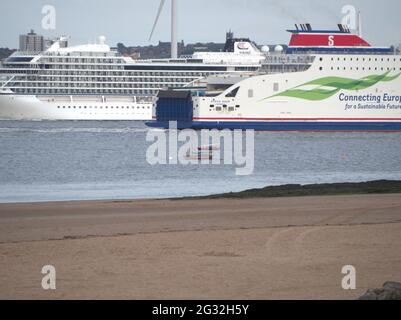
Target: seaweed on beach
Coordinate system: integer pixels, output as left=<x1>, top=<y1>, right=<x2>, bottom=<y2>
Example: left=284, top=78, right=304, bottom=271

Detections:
left=185, top=180, right=401, bottom=200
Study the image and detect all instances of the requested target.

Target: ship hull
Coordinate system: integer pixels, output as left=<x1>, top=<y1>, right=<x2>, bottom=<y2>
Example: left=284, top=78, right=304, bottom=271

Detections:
left=147, top=120, right=401, bottom=132
left=0, top=94, right=152, bottom=121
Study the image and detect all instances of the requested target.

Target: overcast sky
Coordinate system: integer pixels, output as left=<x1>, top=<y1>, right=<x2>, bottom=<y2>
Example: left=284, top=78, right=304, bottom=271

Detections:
left=1, top=0, right=400, bottom=48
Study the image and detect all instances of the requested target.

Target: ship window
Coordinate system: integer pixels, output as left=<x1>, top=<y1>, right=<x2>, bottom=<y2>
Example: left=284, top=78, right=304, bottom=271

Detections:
left=225, top=86, right=239, bottom=98
left=273, top=83, right=279, bottom=92
left=236, top=105, right=240, bottom=108
left=248, top=89, right=253, bottom=98
left=210, top=105, right=215, bottom=108
left=216, top=106, right=222, bottom=111
left=228, top=107, right=235, bottom=112
left=319, top=67, right=323, bottom=71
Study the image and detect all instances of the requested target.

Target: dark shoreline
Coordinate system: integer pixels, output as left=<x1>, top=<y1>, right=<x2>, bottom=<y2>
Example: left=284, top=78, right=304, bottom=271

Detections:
left=182, top=180, right=401, bottom=200
left=1, top=180, right=401, bottom=205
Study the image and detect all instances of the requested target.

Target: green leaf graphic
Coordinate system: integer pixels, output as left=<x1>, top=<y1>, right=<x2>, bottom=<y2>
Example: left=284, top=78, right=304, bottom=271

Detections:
left=264, top=72, right=401, bottom=101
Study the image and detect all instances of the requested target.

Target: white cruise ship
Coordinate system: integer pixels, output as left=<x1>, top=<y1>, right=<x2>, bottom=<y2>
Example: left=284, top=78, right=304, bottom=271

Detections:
left=0, top=35, right=265, bottom=121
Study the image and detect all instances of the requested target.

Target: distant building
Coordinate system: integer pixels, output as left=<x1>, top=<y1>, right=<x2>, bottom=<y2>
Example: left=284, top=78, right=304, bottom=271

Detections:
left=226, top=30, right=234, bottom=40
left=19, top=30, right=44, bottom=52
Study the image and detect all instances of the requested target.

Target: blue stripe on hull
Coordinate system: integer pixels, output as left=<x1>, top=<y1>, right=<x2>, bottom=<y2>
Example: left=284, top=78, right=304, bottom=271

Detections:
left=146, top=121, right=401, bottom=132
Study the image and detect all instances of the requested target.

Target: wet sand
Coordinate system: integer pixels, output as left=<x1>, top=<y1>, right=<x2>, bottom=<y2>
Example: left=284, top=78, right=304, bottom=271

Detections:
left=0, top=194, right=400, bottom=299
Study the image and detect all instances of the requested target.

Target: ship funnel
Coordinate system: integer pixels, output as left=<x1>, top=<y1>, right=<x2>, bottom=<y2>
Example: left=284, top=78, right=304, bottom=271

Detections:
left=149, top=0, right=178, bottom=59
left=338, top=24, right=350, bottom=33
left=301, top=24, right=311, bottom=31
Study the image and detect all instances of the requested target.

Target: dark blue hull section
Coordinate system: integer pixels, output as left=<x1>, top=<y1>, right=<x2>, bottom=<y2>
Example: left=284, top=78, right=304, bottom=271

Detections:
left=146, top=121, right=401, bottom=132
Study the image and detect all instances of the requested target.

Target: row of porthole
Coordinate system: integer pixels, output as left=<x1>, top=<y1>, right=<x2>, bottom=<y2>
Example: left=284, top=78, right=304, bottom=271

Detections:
left=327, top=57, right=401, bottom=62
left=319, top=66, right=400, bottom=71
left=56, top=106, right=151, bottom=109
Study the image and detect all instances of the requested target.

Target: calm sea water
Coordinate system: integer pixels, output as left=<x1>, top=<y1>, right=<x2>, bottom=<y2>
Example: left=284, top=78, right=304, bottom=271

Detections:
left=0, top=120, right=401, bottom=203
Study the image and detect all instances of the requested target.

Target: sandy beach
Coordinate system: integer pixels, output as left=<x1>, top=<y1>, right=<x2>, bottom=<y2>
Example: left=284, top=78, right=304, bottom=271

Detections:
left=0, top=194, right=400, bottom=299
